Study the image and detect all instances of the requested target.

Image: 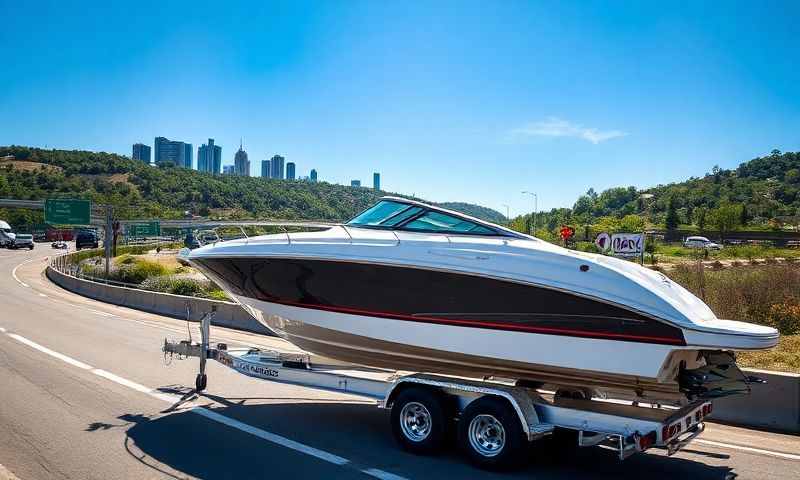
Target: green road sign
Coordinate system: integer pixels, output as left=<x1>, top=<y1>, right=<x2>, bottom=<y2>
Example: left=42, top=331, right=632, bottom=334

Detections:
left=44, top=198, right=91, bottom=225
left=128, top=221, right=160, bottom=237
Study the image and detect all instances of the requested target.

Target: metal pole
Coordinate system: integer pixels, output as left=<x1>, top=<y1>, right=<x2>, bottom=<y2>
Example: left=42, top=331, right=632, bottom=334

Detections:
left=104, top=205, right=113, bottom=279
left=522, top=191, right=538, bottom=236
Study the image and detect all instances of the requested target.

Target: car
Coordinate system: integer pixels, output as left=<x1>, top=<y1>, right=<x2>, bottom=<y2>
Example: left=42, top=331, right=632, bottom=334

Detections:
left=75, top=230, right=100, bottom=250
left=684, top=236, right=722, bottom=250
left=51, top=241, right=68, bottom=249
left=184, top=233, right=202, bottom=249
left=10, top=234, right=34, bottom=250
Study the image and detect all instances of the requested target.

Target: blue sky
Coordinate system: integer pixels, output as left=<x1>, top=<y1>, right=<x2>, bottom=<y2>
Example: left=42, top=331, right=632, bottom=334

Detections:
left=1, top=1, right=798, bottom=216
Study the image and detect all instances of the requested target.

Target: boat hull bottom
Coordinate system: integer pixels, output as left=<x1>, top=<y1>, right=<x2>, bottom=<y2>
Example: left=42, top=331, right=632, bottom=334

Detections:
left=262, top=316, right=690, bottom=405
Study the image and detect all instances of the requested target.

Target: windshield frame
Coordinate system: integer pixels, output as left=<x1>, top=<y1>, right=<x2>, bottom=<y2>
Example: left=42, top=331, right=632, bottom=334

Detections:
left=346, top=199, right=512, bottom=237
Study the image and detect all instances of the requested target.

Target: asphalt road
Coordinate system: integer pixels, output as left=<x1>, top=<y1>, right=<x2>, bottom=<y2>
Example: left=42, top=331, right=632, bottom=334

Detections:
left=0, top=246, right=799, bottom=479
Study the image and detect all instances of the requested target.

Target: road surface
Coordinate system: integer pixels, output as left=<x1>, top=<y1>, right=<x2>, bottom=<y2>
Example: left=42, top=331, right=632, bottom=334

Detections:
left=0, top=246, right=798, bottom=479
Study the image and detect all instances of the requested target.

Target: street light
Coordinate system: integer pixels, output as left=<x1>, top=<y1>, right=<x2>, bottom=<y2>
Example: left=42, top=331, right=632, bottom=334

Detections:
left=522, top=191, right=538, bottom=236
left=501, top=204, right=510, bottom=225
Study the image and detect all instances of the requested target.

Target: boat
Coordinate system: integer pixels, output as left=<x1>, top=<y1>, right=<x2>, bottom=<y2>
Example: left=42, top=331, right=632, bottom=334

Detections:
left=185, top=197, right=779, bottom=404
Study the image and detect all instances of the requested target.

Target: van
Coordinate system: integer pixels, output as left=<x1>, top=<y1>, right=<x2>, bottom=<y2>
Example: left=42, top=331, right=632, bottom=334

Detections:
left=0, top=220, right=16, bottom=247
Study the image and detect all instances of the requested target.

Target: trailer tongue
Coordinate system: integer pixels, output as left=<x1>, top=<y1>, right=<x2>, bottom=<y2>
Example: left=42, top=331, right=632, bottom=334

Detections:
left=163, top=308, right=711, bottom=470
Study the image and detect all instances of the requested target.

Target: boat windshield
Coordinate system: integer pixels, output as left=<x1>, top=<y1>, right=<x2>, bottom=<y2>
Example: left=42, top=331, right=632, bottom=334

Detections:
left=347, top=200, right=499, bottom=235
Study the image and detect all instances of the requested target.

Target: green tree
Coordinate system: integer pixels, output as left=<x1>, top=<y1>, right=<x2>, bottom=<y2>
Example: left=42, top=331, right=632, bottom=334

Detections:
left=708, top=203, right=742, bottom=242
left=665, top=196, right=679, bottom=238
left=694, top=207, right=708, bottom=232
left=619, top=214, right=646, bottom=232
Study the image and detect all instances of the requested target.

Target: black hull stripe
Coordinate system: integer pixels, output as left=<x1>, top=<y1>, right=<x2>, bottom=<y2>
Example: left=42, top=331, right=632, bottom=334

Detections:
left=264, top=298, right=687, bottom=345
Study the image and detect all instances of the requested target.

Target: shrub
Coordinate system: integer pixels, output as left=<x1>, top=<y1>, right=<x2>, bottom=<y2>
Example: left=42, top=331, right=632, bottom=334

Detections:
left=170, top=278, right=203, bottom=296
left=139, top=275, right=175, bottom=293
left=118, top=259, right=168, bottom=284
left=766, top=303, right=800, bottom=335
left=205, top=290, right=230, bottom=301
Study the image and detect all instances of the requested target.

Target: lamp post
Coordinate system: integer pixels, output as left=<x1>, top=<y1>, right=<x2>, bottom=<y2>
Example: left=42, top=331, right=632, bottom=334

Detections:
left=501, top=204, right=510, bottom=225
left=522, top=191, right=538, bottom=236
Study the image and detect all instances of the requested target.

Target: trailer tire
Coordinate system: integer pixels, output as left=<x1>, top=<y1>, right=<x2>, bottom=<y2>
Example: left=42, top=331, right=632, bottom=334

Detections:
left=391, top=387, right=447, bottom=455
left=458, top=396, right=527, bottom=470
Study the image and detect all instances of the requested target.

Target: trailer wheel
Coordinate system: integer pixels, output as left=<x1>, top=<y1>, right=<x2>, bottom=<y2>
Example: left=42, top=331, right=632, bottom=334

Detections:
left=391, top=387, right=447, bottom=455
left=195, top=373, right=207, bottom=391
left=458, top=396, right=527, bottom=470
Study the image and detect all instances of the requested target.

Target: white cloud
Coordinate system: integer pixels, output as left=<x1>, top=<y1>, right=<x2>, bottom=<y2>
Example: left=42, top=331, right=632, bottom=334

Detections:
left=510, top=117, right=627, bottom=144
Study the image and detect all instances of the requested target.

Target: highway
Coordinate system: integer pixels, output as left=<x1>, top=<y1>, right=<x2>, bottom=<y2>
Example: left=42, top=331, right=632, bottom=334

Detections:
left=0, top=247, right=799, bottom=479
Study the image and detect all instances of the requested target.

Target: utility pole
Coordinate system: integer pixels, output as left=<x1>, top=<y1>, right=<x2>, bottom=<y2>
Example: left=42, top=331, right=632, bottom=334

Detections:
left=522, top=191, right=538, bottom=237
left=502, top=204, right=510, bottom=226
left=104, top=205, right=113, bottom=280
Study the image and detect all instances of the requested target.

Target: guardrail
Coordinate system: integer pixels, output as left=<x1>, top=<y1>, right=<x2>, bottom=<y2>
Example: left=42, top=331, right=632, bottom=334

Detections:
left=46, top=248, right=273, bottom=336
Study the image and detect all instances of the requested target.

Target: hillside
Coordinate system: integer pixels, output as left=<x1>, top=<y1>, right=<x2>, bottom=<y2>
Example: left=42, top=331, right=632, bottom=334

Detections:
left=0, top=146, right=504, bottom=226
left=516, top=150, right=800, bottom=233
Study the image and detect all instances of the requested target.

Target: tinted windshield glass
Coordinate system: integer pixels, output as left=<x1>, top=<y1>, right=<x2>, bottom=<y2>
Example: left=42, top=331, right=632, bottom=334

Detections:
left=402, top=211, right=495, bottom=234
left=348, top=201, right=413, bottom=226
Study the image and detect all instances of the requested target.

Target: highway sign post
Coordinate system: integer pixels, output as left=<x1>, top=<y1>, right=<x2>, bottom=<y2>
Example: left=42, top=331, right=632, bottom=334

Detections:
left=44, top=199, right=91, bottom=225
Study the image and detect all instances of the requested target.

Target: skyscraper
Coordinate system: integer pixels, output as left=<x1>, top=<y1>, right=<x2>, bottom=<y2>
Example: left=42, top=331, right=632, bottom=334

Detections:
left=261, top=159, right=271, bottom=178
left=132, top=143, right=151, bottom=164
left=154, top=136, right=191, bottom=167
left=286, top=162, right=296, bottom=180
left=373, top=172, right=380, bottom=190
left=183, top=143, right=193, bottom=169
left=223, top=165, right=235, bottom=175
left=351, top=180, right=361, bottom=187
left=234, top=140, right=250, bottom=176
left=310, top=169, right=318, bottom=182
left=270, top=155, right=285, bottom=180
left=197, top=138, right=222, bottom=174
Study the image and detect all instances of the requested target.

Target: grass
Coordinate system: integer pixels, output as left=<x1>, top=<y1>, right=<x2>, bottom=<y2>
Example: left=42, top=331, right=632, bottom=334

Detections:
left=667, top=264, right=800, bottom=373
left=738, top=335, right=800, bottom=373
left=653, top=243, right=800, bottom=262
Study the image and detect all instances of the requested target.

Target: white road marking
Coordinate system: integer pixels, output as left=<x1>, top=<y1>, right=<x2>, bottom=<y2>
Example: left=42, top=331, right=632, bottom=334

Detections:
left=7, top=334, right=93, bottom=370
left=38, top=293, right=48, bottom=298
left=695, top=439, right=800, bottom=461
left=11, top=259, right=32, bottom=287
left=87, top=309, right=116, bottom=317
left=0, top=327, right=5, bottom=333
left=0, top=330, right=410, bottom=479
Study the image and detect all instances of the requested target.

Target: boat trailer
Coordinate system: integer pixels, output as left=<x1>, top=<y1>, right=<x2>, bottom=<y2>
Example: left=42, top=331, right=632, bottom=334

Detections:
left=163, top=307, right=711, bottom=469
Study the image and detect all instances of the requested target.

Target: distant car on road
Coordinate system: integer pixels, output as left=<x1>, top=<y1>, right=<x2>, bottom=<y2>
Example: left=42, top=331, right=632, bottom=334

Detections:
left=0, top=220, right=16, bottom=248
left=51, top=241, right=68, bottom=249
left=184, top=233, right=202, bottom=249
left=75, top=230, right=99, bottom=250
left=10, top=234, right=34, bottom=250
left=684, top=236, right=722, bottom=250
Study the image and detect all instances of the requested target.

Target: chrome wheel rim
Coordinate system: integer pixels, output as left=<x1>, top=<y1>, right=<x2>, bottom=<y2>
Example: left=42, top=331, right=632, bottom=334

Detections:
left=399, top=402, right=432, bottom=442
left=468, top=414, right=505, bottom=457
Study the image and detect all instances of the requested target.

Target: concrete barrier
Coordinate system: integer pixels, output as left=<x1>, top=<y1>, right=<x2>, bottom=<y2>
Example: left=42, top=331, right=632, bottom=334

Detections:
left=712, top=368, right=800, bottom=434
left=46, top=265, right=273, bottom=336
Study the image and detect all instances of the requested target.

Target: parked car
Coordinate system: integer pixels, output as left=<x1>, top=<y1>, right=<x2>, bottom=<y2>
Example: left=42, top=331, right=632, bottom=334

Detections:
left=10, top=234, right=34, bottom=250
left=683, top=236, right=722, bottom=250
left=75, top=230, right=99, bottom=250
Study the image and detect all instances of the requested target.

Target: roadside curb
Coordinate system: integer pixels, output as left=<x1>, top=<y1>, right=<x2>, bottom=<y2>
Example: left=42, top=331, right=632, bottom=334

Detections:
left=711, top=369, right=800, bottom=434
left=45, top=263, right=274, bottom=336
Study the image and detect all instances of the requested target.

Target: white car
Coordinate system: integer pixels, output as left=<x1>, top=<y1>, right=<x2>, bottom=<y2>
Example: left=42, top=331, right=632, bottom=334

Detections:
left=684, top=236, right=722, bottom=250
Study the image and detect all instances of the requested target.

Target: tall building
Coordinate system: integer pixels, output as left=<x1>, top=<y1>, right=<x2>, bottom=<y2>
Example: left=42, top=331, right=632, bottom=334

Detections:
left=270, top=155, right=285, bottom=180
left=154, top=136, right=191, bottom=167
left=197, top=138, right=222, bottom=174
left=373, top=172, right=380, bottom=190
left=223, top=165, right=235, bottom=175
left=261, top=159, right=271, bottom=178
left=286, top=162, right=296, bottom=180
left=183, top=143, right=193, bottom=169
left=351, top=180, right=361, bottom=187
left=132, top=143, right=151, bottom=164
left=310, top=169, right=318, bottom=182
left=234, top=140, right=250, bottom=176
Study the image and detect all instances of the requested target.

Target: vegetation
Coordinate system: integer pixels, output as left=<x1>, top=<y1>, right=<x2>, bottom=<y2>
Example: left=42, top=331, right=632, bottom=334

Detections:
left=0, top=146, right=503, bottom=228
left=510, top=150, right=800, bottom=238
left=667, top=263, right=800, bottom=373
